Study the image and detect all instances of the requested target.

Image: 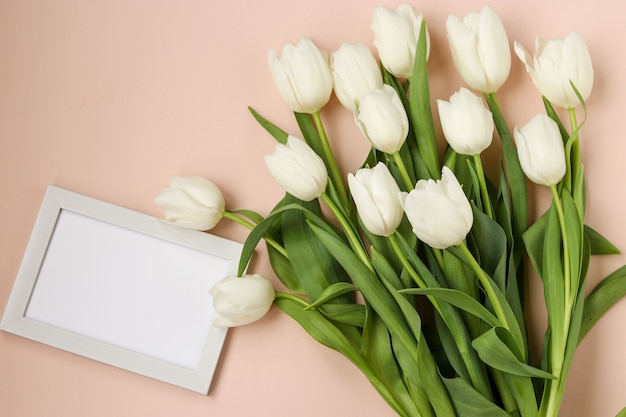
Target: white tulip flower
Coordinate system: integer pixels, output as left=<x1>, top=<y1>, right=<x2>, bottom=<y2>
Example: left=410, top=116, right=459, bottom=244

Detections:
left=437, top=87, right=494, bottom=155
left=514, top=32, right=593, bottom=109
left=371, top=3, right=429, bottom=79
left=154, top=176, right=225, bottom=231
left=210, top=274, right=275, bottom=327
left=446, top=6, right=511, bottom=93
left=354, top=85, right=409, bottom=154
left=331, top=43, right=383, bottom=111
left=265, top=135, right=328, bottom=201
left=348, top=163, right=404, bottom=237
left=401, top=166, right=473, bottom=249
left=514, top=114, right=566, bottom=187
left=268, top=37, right=333, bottom=113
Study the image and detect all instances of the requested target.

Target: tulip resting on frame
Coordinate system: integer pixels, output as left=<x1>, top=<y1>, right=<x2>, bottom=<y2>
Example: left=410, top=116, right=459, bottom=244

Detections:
left=154, top=176, right=225, bottom=231
left=210, top=274, right=275, bottom=327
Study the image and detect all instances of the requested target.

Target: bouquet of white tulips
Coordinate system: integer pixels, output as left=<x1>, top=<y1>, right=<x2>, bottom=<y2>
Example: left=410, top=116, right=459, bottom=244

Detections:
left=155, top=4, right=626, bottom=417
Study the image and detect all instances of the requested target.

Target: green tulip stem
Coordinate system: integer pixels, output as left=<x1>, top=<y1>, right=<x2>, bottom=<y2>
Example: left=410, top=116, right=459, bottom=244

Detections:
left=389, top=233, right=427, bottom=288
left=568, top=107, right=581, bottom=183
left=392, top=152, right=414, bottom=190
left=320, top=192, right=372, bottom=271
left=549, top=184, right=573, bottom=311
left=274, top=291, right=309, bottom=307
left=312, top=111, right=350, bottom=207
left=223, top=210, right=289, bottom=259
left=458, top=242, right=510, bottom=332
left=538, top=184, right=575, bottom=417
left=473, top=153, right=494, bottom=220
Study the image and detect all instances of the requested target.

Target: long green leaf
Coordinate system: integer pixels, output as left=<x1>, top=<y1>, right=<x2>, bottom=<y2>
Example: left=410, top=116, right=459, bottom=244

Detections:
left=402, top=288, right=499, bottom=328
left=306, top=282, right=359, bottom=309
left=472, top=328, right=554, bottom=380
left=585, top=225, right=620, bottom=255
left=443, top=377, right=510, bottom=417
left=579, top=264, right=626, bottom=342
left=248, top=106, right=289, bottom=143
left=484, top=93, right=528, bottom=246
left=408, top=19, right=439, bottom=179
left=363, top=311, right=423, bottom=417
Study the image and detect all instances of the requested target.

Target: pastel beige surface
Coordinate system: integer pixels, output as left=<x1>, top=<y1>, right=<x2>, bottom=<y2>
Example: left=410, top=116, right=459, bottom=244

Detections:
left=1, top=0, right=626, bottom=416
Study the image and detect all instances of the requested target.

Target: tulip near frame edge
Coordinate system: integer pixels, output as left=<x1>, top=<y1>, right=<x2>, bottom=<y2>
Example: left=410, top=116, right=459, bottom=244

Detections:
left=154, top=176, right=225, bottom=231
left=210, top=274, right=275, bottom=327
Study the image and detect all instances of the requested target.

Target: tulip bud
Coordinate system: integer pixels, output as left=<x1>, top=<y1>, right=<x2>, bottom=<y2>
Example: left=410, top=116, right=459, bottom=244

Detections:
left=210, top=274, right=275, bottom=327
left=514, top=32, right=593, bottom=109
left=400, top=166, right=473, bottom=249
left=514, top=114, right=566, bottom=187
left=331, top=43, right=383, bottom=111
left=354, top=85, right=409, bottom=154
left=348, top=163, right=403, bottom=237
left=154, top=176, right=225, bottom=231
left=371, top=4, right=429, bottom=79
left=267, top=37, right=333, bottom=114
left=437, top=87, right=494, bottom=155
left=446, top=6, right=511, bottom=93
left=264, top=135, right=328, bottom=201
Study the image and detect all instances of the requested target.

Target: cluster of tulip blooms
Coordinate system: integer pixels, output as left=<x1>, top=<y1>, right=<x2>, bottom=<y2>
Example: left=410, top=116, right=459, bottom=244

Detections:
left=153, top=4, right=626, bottom=417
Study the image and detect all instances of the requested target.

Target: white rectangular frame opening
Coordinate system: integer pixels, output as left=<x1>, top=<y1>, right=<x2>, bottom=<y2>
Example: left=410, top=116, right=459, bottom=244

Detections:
left=1, top=186, right=244, bottom=394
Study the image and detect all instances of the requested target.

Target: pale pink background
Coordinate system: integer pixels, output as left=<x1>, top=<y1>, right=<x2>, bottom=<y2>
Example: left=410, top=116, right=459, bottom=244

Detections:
left=1, top=0, right=626, bottom=416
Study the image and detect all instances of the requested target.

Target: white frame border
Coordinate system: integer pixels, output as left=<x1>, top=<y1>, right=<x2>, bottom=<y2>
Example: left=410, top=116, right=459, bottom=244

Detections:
left=0, top=186, right=243, bottom=394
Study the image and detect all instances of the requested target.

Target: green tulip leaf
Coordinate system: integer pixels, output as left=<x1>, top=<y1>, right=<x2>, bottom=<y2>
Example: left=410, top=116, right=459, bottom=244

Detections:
left=401, top=287, right=499, bottom=329
left=294, top=111, right=322, bottom=152
left=283, top=198, right=349, bottom=302
left=362, top=311, right=423, bottom=417
left=584, top=225, right=621, bottom=255
left=306, top=282, right=360, bottom=309
left=484, top=92, right=528, bottom=243
left=442, top=376, right=509, bottom=417
left=408, top=19, right=439, bottom=180
left=470, top=205, right=508, bottom=290
left=472, top=327, right=555, bottom=380
left=248, top=106, right=288, bottom=144
left=579, top=264, right=626, bottom=342
left=266, top=242, right=303, bottom=294
left=229, top=208, right=265, bottom=225
left=318, top=303, right=366, bottom=327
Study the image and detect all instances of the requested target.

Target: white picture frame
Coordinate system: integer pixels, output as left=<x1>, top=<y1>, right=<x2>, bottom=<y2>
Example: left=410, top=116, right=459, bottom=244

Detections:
left=0, top=186, right=244, bottom=394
